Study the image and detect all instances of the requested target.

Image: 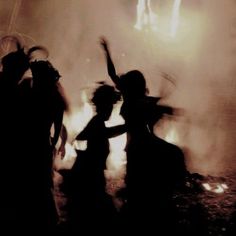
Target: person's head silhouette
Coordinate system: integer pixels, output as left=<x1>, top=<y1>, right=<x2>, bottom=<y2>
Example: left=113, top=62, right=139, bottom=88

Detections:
left=1, top=47, right=29, bottom=84
left=91, top=83, right=120, bottom=121
left=119, top=70, right=147, bottom=100
left=30, top=60, right=61, bottom=89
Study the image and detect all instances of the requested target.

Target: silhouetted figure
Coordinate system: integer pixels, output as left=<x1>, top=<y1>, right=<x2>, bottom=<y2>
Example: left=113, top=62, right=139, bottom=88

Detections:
left=61, top=83, right=125, bottom=234
left=0, top=38, right=31, bottom=230
left=100, top=37, right=187, bottom=234
left=28, top=59, right=68, bottom=231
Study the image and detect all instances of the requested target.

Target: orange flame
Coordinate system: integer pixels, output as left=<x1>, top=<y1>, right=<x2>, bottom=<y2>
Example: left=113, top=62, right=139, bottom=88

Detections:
left=56, top=92, right=127, bottom=178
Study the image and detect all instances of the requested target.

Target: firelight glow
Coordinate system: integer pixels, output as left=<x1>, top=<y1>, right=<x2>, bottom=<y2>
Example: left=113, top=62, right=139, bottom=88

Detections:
left=134, top=0, right=182, bottom=37
left=134, top=0, right=158, bottom=31
left=170, top=0, right=182, bottom=37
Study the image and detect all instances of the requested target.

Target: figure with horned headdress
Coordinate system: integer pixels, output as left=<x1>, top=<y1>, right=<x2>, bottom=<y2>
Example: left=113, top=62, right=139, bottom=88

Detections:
left=27, top=57, right=69, bottom=230
left=0, top=36, right=31, bottom=229
left=0, top=35, right=68, bottom=231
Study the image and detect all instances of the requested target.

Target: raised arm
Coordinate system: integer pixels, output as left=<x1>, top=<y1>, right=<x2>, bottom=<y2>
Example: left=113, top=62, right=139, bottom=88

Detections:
left=76, top=121, right=126, bottom=140
left=75, top=119, right=94, bottom=141
left=100, top=37, right=120, bottom=87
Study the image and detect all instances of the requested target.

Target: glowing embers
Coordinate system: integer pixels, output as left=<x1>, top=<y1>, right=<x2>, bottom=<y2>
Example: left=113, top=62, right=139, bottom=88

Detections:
left=202, top=182, right=229, bottom=194
left=134, top=0, right=158, bottom=31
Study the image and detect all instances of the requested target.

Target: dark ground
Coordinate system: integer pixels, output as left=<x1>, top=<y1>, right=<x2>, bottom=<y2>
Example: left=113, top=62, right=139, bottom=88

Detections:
left=53, top=170, right=236, bottom=235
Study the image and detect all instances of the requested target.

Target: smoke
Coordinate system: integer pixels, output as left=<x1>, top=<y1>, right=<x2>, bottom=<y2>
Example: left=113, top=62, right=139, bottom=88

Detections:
left=1, top=0, right=236, bottom=175
left=154, top=0, right=236, bottom=175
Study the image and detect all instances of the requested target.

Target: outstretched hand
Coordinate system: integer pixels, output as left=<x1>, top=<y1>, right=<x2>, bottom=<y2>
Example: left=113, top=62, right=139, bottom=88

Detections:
left=100, top=36, right=109, bottom=52
left=99, top=36, right=119, bottom=85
